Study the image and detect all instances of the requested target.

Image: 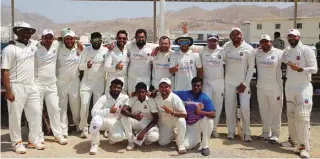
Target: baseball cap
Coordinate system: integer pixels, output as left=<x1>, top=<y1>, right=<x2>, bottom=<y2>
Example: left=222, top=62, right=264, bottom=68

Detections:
left=159, top=78, right=171, bottom=86
left=288, top=29, right=300, bottom=36
left=207, top=34, right=219, bottom=40
left=64, top=30, right=75, bottom=37
left=42, top=29, right=54, bottom=36
left=231, top=27, right=242, bottom=33
left=260, top=35, right=271, bottom=41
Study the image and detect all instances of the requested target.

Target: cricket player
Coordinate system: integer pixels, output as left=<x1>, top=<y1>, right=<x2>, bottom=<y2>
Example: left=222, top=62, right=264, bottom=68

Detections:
left=1, top=21, right=45, bottom=153
left=174, top=77, right=215, bottom=156
left=88, top=79, right=128, bottom=155
left=120, top=82, right=159, bottom=151
left=127, top=29, right=154, bottom=95
left=78, top=32, right=108, bottom=138
left=281, top=29, right=318, bottom=158
left=154, top=78, right=187, bottom=154
left=169, top=36, right=203, bottom=91
left=56, top=30, right=82, bottom=137
left=200, top=34, right=225, bottom=138
left=105, top=30, right=129, bottom=95
left=224, top=27, right=255, bottom=141
left=151, top=36, right=175, bottom=90
left=34, top=29, right=67, bottom=145
left=255, top=35, right=283, bottom=143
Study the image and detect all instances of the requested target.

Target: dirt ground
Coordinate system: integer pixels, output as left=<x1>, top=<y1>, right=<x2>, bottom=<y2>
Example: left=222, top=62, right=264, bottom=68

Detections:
left=1, top=108, right=320, bottom=158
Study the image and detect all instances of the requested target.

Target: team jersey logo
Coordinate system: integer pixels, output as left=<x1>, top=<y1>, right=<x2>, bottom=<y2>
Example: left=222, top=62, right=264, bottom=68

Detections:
left=103, top=54, right=106, bottom=58
left=76, top=52, right=80, bottom=56
left=93, top=126, right=97, bottom=129
left=147, top=53, right=151, bottom=56
left=190, top=60, right=193, bottom=64
left=277, top=96, right=280, bottom=101
left=239, top=52, right=243, bottom=56
left=305, top=99, right=308, bottom=104
left=221, top=93, right=224, bottom=97
left=218, top=55, right=221, bottom=59
left=144, top=105, right=147, bottom=109
left=297, top=56, right=300, bottom=60
left=168, top=58, right=170, bottom=62
left=271, top=56, right=275, bottom=60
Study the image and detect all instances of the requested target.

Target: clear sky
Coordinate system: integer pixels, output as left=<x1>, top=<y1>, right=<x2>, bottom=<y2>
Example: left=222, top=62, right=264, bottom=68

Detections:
left=1, top=0, right=295, bottom=23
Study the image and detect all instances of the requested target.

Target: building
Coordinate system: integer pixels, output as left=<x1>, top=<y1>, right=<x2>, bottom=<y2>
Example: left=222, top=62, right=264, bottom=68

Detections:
left=241, top=17, right=320, bottom=45
left=1, top=25, right=11, bottom=42
left=146, top=29, right=171, bottom=43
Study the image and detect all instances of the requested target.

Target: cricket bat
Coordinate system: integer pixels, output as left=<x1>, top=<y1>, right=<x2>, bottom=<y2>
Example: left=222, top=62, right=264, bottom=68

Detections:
left=236, top=93, right=244, bottom=141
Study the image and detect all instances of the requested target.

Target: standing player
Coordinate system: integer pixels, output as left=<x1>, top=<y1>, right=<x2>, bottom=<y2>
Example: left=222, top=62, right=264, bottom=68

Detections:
left=78, top=32, right=108, bottom=138
left=255, top=35, right=283, bottom=143
left=281, top=29, right=318, bottom=158
left=224, top=27, right=255, bottom=141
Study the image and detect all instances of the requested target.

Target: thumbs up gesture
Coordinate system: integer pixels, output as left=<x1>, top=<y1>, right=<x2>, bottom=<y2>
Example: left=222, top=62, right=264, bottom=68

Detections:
left=109, top=105, right=118, bottom=114
left=87, top=60, right=92, bottom=69
left=116, top=61, right=123, bottom=70
left=171, top=64, right=179, bottom=73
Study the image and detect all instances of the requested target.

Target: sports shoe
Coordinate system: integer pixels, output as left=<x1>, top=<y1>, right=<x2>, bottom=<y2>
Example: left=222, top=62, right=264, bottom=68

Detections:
left=55, top=136, right=68, bottom=145
left=201, top=148, right=210, bottom=156
left=227, top=133, right=235, bottom=140
left=28, top=140, right=45, bottom=148
left=244, top=134, right=252, bottom=142
left=126, top=142, right=135, bottom=151
left=33, top=142, right=45, bottom=150
left=280, top=138, right=296, bottom=147
left=259, top=132, right=271, bottom=140
left=177, top=144, right=187, bottom=154
left=211, top=131, right=220, bottom=138
left=300, top=149, right=310, bottom=158
left=103, top=130, right=109, bottom=138
left=89, top=144, right=98, bottom=155
left=269, top=136, right=278, bottom=144
left=13, top=141, right=26, bottom=154
left=80, top=128, right=89, bottom=138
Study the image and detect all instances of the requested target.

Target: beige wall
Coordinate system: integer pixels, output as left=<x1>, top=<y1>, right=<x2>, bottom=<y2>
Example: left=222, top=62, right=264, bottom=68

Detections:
left=249, top=17, right=320, bottom=46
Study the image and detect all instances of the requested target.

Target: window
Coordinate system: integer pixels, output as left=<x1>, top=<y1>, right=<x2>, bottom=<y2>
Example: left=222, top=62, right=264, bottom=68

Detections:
left=275, top=24, right=281, bottom=29
left=297, top=23, right=302, bottom=29
left=319, top=22, right=320, bottom=28
left=257, top=24, right=262, bottom=30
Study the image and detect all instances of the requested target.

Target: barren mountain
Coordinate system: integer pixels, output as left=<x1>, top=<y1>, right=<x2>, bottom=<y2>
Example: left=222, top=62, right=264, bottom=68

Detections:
left=1, top=3, right=320, bottom=36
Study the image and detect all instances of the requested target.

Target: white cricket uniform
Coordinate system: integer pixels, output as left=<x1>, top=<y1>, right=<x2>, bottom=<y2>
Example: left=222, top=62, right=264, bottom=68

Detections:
left=282, top=42, right=318, bottom=151
left=78, top=46, right=108, bottom=131
left=34, top=40, right=63, bottom=138
left=224, top=41, right=255, bottom=135
left=121, top=96, right=159, bottom=143
left=200, top=46, right=225, bottom=133
left=255, top=47, right=283, bottom=137
left=89, top=93, right=128, bottom=145
left=105, top=45, right=129, bottom=95
left=56, top=44, right=82, bottom=135
left=169, top=50, right=202, bottom=91
left=152, top=51, right=175, bottom=89
left=1, top=40, right=42, bottom=146
left=154, top=92, right=187, bottom=146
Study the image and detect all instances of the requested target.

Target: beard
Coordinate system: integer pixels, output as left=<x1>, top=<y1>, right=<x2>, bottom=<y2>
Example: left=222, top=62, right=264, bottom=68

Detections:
left=136, top=40, right=146, bottom=47
left=288, top=39, right=299, bottom=46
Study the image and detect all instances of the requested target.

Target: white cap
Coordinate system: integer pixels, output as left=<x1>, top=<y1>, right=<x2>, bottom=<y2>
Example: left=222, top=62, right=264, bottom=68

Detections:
left=288, top=29, right=300, bottom=36
left=260, top=35, right=271, bottom=41
left=42, top=29, right=54, bottom=36
left=13, top=21, right=36, bottom=34
left=64, top=30, right=75, bottom=37
left=159, top=78, right=171, bottom=86
left=231, top=27, right=242, bottom=33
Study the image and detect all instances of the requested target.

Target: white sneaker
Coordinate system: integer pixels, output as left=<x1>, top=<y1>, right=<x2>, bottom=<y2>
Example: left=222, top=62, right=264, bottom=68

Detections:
left=300, top=149, right=310, bottom=158
left=13, top=142, right=26, bottom=154
left=269, top=136, right=278, bottom=144
left=227, top=133, right=235, bottom=140
left=126, top=142, right=135, bottom=151
left=211, top=131, right=220, bottom=138
left=89, top=144, right=98, bottom=155
left=244, top=134, right=252, bottom=142
left=177, top=144, right=187, bottom=154
left=55, top=136, right=68, bottom=145
left=34, top=142, right=46, bottom=150
left=280, top=139, right=295, bottom=147
left=259, top=132, right=271, bottom=140
left=103, top=131, right=109, bottom=138
left=80, top=128, right=89, bottom=138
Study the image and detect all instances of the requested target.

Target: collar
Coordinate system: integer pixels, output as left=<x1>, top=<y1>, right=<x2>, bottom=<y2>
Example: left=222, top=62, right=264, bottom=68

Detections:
left=15, top=39, right=33, bottom=47
left=107, top=92, right=122, bottom=101
left=179, top=49, right=191, bottom=55
left=289, top=41, right=303, bottom=49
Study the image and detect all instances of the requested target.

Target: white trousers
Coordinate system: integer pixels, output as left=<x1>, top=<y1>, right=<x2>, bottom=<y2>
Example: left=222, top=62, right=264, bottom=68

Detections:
left=224, top=84, right=251, bottom=135
left=79, top=80, right=105, bottom=131
left=127, top=76, right=150, bottom=96
left=184, top=117, right=214, bottom=149
left=36, top=83, right=63, bottom=137
left=257, top=88, right=283, bottom=137
left=158, top=118, right=186, bottom=146
left=57, top=79, right=81, bottom=135
left=121, top=116, right=159, bottom=143
left=8, top=83, right=41, bottom=146
left=286, top=83, right=313, bottom=151
left=105, top=75, right=128, bottom=95
left=203, top=79, right=224, bottom=133
left=89, top=115, right=126, bottom=145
